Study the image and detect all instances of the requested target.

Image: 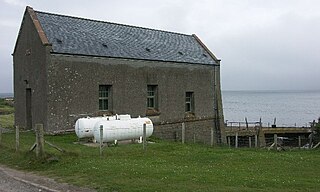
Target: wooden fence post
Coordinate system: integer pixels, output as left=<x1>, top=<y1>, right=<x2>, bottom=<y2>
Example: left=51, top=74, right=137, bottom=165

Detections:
left=210, top=126, right=214, bottom=147
left=0, top=128, right=2, bottom=145
left=308, top=132, right=314, bottom=149
left=100, top=125, right=103, bottom=157
left=245, top=117, right=248, bottom=130
left=16, top=126, right=19, bottom=152
left=235, top=132, right=238, bottom=148
left=181, top=122, right=185, bottom=144
left=227, top=137, right=231, bottom=148
left=298, top=136, right=301, bottom=149
left=143, top=123, right=146, bottom=151
left=255, top=134, right=258, bottom=148
left=259, top=117, right=262, bottom=128
left=274, top=134, right=277, bottom=150
left=249, top=136, right=252, bottom=148
left=35, top=124, right=45, bottom=158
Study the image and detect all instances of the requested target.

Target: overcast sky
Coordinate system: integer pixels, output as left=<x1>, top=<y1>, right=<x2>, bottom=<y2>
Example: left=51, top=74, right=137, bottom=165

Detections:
left=1, top=0, right=319, bottom=93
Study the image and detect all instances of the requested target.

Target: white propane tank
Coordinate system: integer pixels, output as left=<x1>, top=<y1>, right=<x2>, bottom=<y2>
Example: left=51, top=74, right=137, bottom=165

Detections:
left=93, top=117, right=153, bottom=143
left=75, top=116, right=117, bottom=138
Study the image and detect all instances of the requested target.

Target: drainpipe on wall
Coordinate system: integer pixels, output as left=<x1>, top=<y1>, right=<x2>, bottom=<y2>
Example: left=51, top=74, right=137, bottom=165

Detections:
left=213, top=62, right=227, bottom=145
left=191, top=34, right=226, bottom=144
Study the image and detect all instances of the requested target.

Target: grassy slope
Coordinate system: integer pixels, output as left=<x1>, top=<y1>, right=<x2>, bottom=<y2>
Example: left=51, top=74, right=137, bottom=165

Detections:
left=0, top=114, right=14, bottom=129
left=0, top=99, right=14, bottom=113
left=0, top=98, right=14, bottom=128
left=0, top=132, right=319, bottom=192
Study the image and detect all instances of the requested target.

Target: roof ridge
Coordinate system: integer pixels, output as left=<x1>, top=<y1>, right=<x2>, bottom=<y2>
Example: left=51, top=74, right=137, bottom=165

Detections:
left=34, top=10, right=192, bottom=37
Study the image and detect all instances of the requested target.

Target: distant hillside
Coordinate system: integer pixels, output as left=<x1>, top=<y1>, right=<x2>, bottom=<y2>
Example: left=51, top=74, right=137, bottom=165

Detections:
left=0, top=93, right=13, bottom=98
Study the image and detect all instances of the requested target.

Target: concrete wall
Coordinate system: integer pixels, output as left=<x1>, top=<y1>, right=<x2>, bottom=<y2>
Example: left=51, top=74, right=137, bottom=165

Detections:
left=47, top=54, right=219, bottom=138
left=13, top=11, right=49, bottom=130
left=153, top=118, right=219, bottom=145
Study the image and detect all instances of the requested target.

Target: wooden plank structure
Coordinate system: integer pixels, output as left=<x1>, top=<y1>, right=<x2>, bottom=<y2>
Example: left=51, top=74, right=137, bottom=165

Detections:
left=225, top=119, right=312, bottom=148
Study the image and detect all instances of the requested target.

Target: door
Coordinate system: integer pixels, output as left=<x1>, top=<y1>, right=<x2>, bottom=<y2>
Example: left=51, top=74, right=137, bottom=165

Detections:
left=26, top=88, right=32, bottom=129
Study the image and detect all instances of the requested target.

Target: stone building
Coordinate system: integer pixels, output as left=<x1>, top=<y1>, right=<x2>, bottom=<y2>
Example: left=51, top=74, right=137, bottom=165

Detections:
left=13, top=7, right=226, bottom=144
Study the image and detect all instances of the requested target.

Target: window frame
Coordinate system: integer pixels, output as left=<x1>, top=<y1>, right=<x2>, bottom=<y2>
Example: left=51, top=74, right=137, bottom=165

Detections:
left=99, top=85, right=111, bottom=111
left=185, top=92, right=194, bottom=113
left=147, top=85, right=158, bottom=109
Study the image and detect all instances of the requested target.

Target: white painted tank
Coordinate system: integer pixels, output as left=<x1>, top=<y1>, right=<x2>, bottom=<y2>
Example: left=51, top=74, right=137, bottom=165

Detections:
left=93, top=117, right=153, bottom=143
left=75, top=116, right=117, bottom=138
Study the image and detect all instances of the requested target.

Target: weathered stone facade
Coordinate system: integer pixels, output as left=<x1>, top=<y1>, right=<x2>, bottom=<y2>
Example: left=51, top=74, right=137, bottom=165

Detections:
left=13, top=7, right=226, bottom=145
left=13, top=8, right=50, bottom=132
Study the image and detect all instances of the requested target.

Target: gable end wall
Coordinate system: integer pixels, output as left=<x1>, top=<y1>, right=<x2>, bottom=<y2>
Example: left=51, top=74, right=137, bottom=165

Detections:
left=13, top=10, right=49, bottom=130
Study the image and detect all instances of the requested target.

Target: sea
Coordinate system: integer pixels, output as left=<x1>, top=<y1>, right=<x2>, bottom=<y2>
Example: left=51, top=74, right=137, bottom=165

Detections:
left=1, top=91, right=319, bottom=127
left=0, top=93, right=13, bottom=98
left=222, top=90, right=320, bottom=127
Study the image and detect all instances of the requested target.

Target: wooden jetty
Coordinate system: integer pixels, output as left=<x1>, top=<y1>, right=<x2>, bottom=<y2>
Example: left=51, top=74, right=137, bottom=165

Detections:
left=224, top=120, right=313, bottom=148
left=225, top=127, right=312, bottom=136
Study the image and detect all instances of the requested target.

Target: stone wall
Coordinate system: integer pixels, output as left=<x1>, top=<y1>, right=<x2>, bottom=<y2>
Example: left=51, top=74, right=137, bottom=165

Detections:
left=153, top=118, right=220, bottom=145
left=13, top=10, right=50, bottom=130
left=47, top=54, right=218, bottom=133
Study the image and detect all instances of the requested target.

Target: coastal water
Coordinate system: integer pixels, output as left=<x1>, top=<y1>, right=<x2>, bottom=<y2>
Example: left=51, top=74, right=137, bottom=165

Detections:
left=0, top=93, right=13, bottom=98
left=222, top=90, right=320, bottom=127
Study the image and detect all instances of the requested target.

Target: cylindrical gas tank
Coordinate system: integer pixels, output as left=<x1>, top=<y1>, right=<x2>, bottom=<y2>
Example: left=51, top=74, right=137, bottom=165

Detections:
left=75, top=116, right=117, bottom=138
left=93, top=117, right=153, bottom=143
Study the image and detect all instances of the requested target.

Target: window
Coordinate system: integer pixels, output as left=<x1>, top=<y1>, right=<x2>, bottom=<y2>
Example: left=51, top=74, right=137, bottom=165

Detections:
left=185, top=92, right=194, bottom=112
left=147, top=85, right=157, bottom=109
left=99, top=85, right=111, bottom=111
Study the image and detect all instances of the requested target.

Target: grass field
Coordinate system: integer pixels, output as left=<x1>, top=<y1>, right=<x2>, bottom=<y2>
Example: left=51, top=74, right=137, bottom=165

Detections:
left=0, top=98, right=14, bottom=129
left=0, top=98, right=14, bottom=114
left=0, top=132, right=319, bottom=192
left=0, top=113, right=14, bottom=129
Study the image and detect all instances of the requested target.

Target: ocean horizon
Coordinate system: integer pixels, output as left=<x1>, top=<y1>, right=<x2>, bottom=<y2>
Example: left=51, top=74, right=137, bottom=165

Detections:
left=0, top=93, right=14, bottom=98
left=222, top=89, right=320, bottom=127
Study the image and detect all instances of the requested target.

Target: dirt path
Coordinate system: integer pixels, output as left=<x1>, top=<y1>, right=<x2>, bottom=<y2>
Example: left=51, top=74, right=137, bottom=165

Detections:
left=0, top=165, right=95, bottom=192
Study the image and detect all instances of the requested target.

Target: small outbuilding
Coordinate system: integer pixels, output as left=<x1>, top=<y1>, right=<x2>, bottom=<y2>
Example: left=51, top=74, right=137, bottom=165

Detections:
left=13, top=6, right=226, bottom=144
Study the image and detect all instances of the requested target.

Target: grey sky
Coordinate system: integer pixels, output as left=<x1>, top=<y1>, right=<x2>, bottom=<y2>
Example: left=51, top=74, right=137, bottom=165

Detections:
left=1, top=0, right=319, bottom=93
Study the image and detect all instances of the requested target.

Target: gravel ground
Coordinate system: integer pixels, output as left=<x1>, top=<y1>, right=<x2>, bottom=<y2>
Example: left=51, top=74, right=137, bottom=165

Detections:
left=0, top=165, right=95, bottom=192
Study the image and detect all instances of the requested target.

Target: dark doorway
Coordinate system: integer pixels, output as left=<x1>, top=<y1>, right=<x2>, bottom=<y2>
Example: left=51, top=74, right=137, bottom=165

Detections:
left=26, top=88, right=32, bottom=129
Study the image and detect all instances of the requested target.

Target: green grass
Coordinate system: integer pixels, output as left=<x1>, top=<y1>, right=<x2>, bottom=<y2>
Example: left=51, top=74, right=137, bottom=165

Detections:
left=0, top=98, right=14, bottom=128
left=0, top=105, right=14, bottom=114
left=0, top=132, right=319, bottom=192
left=0, top=113, right=14, bottom=129
left=0, top=98, right=14, bottom=114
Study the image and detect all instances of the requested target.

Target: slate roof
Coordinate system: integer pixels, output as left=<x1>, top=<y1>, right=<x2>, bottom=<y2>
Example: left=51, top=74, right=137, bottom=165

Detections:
left=35, top=10, right=218, bottom=65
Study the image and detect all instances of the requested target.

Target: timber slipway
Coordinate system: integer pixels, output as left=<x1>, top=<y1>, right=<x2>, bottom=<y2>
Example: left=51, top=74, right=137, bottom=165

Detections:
left=224, top=120, right=314, bottom=148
